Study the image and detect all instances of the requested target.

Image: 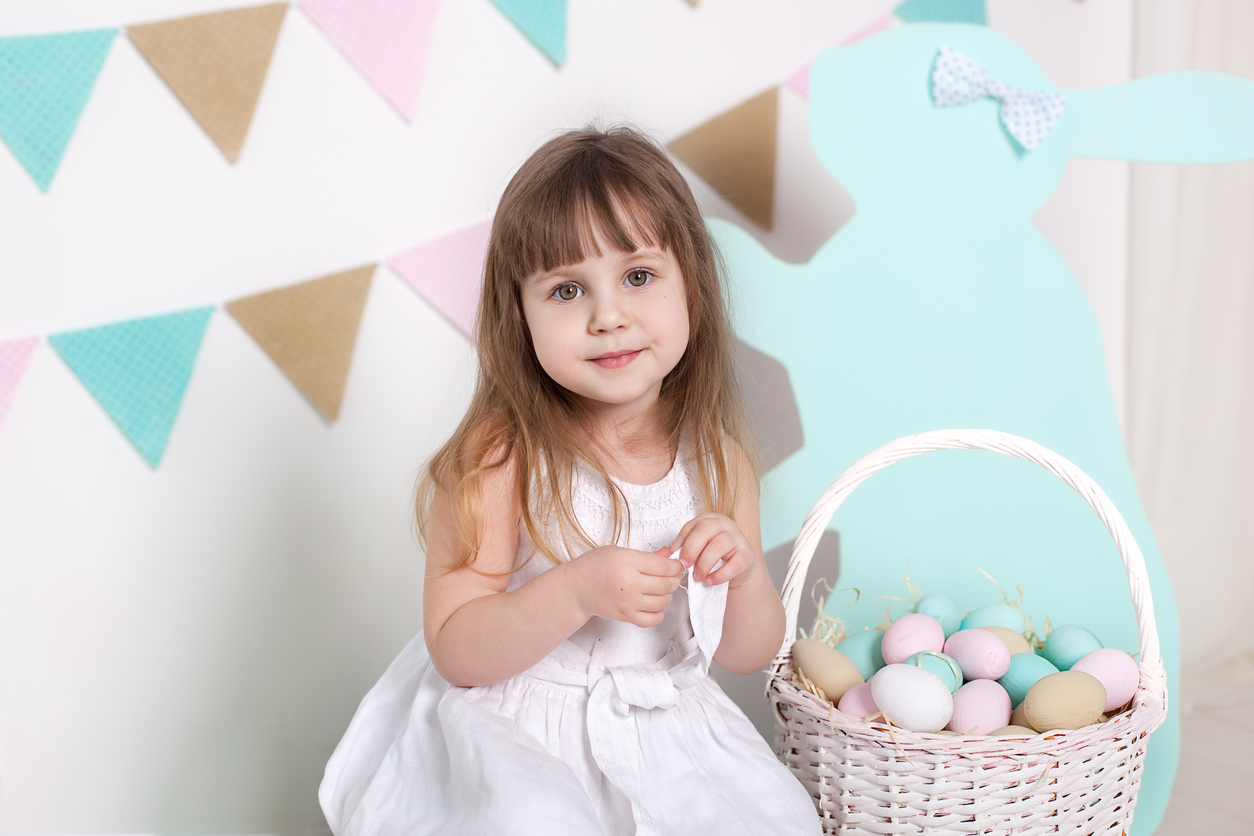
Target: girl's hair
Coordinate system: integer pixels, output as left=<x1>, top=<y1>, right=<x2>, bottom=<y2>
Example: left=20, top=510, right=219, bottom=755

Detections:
left=416, top=125, right=758, bottom=573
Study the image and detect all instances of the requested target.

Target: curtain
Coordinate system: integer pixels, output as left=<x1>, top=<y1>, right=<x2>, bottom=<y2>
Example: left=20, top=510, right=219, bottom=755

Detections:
left=1129, top=0, right=1254, bottom=707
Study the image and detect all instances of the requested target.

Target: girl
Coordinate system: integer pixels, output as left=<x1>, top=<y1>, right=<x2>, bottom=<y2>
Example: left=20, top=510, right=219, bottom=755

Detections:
left=319, top=126, right=821, bottom=835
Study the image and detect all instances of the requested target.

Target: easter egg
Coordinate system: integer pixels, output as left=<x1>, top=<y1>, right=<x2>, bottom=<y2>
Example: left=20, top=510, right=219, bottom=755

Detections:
left=836, top=629, right=886, bottom=681
left=836, top=682, right=883, bottom=721
left=914, top=594, right=962, bottom=637
left=998, top=653, right=1060, bottom=707
left=1070, top=648, right=1139, bottom=712
left=1022, top=670, right=1107, bottom=732
left=1040, top=625, right=1103, bottom=671
left=978, top=625, right=1034, bottom=656
left=943, top=628, right=1011, bottom=680
left=870, top=663, right=954, bottom=732
left=948, top=679, right=1012, bottom=735
left=989, top=725, right=1036, bottom=737
left=960, top=602, right=1028, bottom=634
left=904, top=650, right=962, bottom=694
left=881, top=613, right=945, bottom=665
left=792, top=638, right=864, bottom=703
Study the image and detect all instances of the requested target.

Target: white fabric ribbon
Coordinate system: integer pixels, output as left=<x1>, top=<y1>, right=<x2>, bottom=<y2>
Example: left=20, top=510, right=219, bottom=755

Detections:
left=525, top=550, right=729, bottom=835
left=931, top=44, right=1066, bottom=151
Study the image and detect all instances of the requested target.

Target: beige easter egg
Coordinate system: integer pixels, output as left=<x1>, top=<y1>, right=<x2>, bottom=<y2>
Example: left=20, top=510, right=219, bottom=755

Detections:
left=989, top=725, right=1037, bottom=737
left=978, top=625, right=1034, bottom=656
left=1010, top=701, right=1030, bottom=728
left=792, top=638, right=864, bottom=703
left=1022, top=670, right=1107, bottom=732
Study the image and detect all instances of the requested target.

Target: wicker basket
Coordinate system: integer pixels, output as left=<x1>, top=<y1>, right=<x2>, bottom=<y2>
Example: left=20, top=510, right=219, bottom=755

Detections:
left=766, top=429, right=1168, bottom=835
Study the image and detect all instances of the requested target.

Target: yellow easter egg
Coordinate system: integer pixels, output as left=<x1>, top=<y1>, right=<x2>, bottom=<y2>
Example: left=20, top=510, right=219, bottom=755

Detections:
left=792, top=638, right=864, bottom=704
left=978, top=625, right=1034, bottom=656
left=1022, top=670, right=1107, bottom=732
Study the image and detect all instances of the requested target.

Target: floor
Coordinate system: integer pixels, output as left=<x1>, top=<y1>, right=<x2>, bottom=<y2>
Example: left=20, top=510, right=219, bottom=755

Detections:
left=1158, top=693, right=1254, bottom=834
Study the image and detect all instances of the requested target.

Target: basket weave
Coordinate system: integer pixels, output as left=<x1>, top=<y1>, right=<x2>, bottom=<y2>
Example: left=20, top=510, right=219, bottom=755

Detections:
left=766, top=430, right=1168, bottom=835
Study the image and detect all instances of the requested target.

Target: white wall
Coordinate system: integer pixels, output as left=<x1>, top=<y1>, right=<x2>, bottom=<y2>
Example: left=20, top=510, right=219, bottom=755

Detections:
left=0, top=1, right=1131, bottom=832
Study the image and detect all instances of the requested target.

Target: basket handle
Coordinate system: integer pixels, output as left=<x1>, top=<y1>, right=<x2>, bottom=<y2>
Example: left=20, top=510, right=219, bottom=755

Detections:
left=773, top=429, right=1162, bottom=676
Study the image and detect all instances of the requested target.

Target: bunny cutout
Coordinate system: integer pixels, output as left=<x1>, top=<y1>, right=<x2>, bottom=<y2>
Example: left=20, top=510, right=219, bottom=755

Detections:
left=713, top=23, right=1254, bottom=834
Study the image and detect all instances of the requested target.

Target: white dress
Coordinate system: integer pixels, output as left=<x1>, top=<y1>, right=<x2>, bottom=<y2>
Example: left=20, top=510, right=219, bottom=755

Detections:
left=319, top=452, right=822, bottom=835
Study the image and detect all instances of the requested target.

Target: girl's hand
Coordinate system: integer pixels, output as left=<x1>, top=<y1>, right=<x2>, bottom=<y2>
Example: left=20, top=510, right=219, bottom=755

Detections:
left=565, top=545, right=683, bottom=627
left=669, top=512, right=759, bottom=589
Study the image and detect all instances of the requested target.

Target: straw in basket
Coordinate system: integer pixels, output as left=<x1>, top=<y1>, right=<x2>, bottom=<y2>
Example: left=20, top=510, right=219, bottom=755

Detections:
left=767, top=430, right=1168, bottom=835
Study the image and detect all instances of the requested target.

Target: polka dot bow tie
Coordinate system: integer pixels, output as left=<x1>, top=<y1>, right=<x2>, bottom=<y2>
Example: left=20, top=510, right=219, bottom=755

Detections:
left=931, top=45, right=1066, bottom=151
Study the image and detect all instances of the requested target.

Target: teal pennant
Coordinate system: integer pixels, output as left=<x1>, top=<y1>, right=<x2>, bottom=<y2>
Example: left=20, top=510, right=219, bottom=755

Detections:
left=0, top=29, right=116, bottom=191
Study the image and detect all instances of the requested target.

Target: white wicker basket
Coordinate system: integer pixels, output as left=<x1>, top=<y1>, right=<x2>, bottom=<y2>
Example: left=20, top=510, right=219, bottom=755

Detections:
left=767, top=429, right=1168, bottom=835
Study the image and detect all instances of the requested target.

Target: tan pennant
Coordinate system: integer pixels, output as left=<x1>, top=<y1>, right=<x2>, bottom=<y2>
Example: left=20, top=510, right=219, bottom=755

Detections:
left=226, top=265, right=375, bottom=422
left=669, top=87, right=778, bottom=230
left=128, top=3, right=287, bottom=163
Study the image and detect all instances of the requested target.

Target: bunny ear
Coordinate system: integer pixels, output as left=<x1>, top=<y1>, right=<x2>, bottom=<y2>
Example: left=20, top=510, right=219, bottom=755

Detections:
left=1067, top=71, right=1254, bottom=163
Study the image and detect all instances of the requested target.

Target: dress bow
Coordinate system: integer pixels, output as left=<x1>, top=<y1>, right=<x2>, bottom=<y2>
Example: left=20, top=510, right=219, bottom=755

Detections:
left=931, top=45, right=1066, bottom=151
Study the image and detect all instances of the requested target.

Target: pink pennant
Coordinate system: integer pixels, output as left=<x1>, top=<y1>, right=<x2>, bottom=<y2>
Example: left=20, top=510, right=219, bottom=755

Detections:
left=840, top=11, right=896, bottom=45
left=298, top=0, right=440, bottom=121
left=389, top=221, right=491, bottom=338
left=0, top=337, right=39, bottom=432
left=784, top=64, right=810, bottom=101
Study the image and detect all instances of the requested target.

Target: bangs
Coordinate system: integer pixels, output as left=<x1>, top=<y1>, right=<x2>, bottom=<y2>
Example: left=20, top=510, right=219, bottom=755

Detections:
left=504, top=153, right=685, bottom=282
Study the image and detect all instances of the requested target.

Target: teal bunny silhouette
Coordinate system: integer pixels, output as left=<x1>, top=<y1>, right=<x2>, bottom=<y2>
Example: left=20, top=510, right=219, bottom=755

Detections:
left=714, top=23, right=1254, bottom=834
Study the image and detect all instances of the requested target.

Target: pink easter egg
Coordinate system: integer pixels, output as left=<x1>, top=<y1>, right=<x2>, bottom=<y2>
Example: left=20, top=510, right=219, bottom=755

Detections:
left=881, top=613, right=946, bottom=665
left=944, top=628, right=1011, bottom=680
left=837, top=682, right=883, bottom=721
left=1070, top=648, right=1139, bottom=712
left=948, top=679, right=1012, bottom=735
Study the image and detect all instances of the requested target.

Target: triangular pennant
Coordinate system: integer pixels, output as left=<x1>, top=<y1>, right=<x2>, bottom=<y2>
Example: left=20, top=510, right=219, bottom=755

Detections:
left=388, top=221, right=490, bottom=339
left=127, top=3, right=287, bottom=163
left=49, top=308, right=213, bottom=468
left=226, top=265, right=375, bottom=422
left=488, top=0, right=566, bottom=66
left=299, top=0, right=440, bottom=121
left=894, top=0, right=986, bottom=25
left=783, top=65, right=810, bottom=101
left=669, top=87, right=778, bottom=230
left=0, top=337, right=39, bottom=433
left=682, top=0, right=699, bottom=6
left=0, top=29, right=115, bottom=191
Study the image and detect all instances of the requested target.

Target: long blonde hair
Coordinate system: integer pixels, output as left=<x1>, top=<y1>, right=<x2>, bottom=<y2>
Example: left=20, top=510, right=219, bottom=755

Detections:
left=416, top=125, right=758, bottom=573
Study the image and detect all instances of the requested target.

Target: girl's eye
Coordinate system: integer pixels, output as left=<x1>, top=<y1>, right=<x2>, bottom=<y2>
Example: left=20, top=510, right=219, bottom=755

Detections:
left=553, top=283, right=582, bottom=301
left=625, top=269, right=653, bottom=287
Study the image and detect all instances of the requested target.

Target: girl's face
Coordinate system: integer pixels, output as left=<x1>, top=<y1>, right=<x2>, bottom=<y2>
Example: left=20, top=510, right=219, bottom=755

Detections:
left=520, top=226, right=690, bottom=425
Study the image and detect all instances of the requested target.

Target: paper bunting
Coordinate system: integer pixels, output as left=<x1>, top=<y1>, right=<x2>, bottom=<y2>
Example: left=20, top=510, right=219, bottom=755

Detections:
left=388, top=221, right=490, bottom=339
left=226, top=265, right=375, bottom=422
left=127, top=3, right=287, bottom=163
left=48, top=308, right=213, bottom=467
left=669, top=88, right=779, bottom=230
left=0, top=337, right=39, bottom=434
left=488, top=0, right=566, bottom=66
left=299, top=0, right=440, bottom=121
left=783, top=66, right=810, bottom=102
left=0, top=29, right=116, bottom=191
left=894, top=0, right=987, bottom=25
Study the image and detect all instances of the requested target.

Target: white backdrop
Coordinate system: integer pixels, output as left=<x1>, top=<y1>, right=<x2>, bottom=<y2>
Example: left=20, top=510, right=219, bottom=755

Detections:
left=0, top=1, right=1131, bottom=833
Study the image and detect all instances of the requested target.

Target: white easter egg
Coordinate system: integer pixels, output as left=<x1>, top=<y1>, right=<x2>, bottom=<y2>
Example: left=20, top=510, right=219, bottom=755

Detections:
left=948, top=679, right=1012, bottom=735
left=870, top=663, right=954, bottom=732
left=1070, top=648, right=1139, bottom=712
left=880, top=613, right=946, bottom=665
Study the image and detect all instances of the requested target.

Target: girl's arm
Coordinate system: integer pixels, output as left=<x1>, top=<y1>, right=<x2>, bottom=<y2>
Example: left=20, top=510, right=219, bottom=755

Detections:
left=423, top=451, right=683, bottom=687
left=671, top=445, right=786, bottom=675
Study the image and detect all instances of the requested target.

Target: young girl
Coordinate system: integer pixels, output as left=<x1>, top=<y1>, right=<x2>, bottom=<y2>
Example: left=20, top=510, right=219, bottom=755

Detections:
left=319, top=126, right=821, bottom=835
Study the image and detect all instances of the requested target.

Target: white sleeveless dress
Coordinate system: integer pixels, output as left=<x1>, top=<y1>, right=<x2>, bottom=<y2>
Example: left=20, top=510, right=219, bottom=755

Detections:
left=318, top=453, right=822, bottom=835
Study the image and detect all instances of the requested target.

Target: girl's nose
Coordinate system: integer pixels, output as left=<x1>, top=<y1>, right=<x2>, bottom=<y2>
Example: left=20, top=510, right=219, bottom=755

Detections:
left=589, top=296, right=628, bottom=332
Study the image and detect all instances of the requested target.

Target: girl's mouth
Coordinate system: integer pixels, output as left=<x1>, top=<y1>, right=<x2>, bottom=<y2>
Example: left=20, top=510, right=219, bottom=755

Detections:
left=591, top=349, right=642, bottom=369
